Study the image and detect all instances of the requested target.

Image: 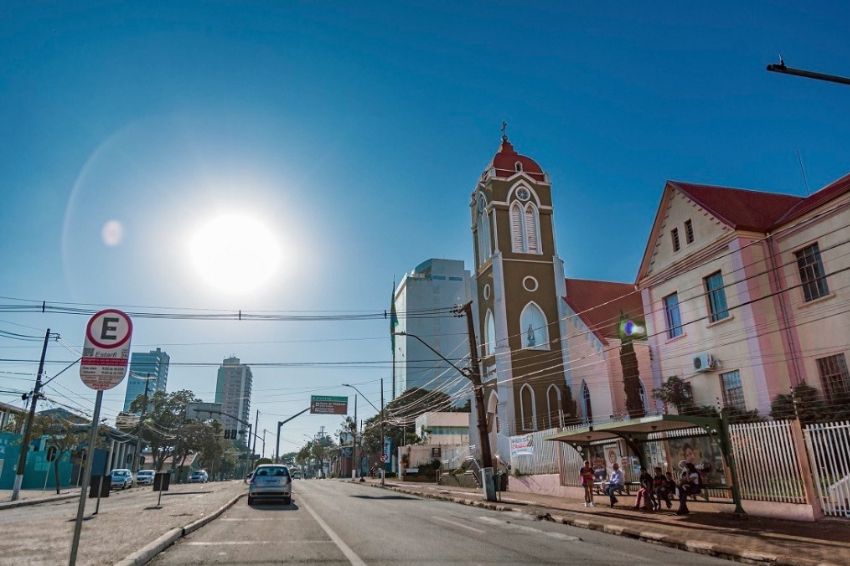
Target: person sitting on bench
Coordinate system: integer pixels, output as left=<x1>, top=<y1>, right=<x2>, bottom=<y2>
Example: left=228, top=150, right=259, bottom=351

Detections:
left=634, top=467, right=655, bottom=510
left=653, top=467, right=672, bottom=510
left=676, top=462, right=702, bottom=515
left=606, top=463, right=624, bottom=507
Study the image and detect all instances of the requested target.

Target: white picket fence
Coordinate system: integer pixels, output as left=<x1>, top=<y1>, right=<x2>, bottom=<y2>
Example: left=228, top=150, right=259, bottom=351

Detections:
left=509, top=427, right=561, bottom=475
left=805, top=421, right=850, bottom=518
left=729, top=420, right=806, bottom=503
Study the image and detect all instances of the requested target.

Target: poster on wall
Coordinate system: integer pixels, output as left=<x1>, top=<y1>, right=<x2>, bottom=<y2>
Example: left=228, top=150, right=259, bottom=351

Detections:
left=666, top=436, right=726, bottom=484
left=510, top=434, right=534, bottom=458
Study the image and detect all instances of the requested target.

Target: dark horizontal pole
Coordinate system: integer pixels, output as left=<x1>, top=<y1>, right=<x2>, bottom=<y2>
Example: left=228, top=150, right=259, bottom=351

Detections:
left=767, top=63, right=850, bottom=86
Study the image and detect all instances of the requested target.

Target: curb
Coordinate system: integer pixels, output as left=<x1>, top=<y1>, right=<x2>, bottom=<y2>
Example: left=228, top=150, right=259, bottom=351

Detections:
left=115, top=491, right=246, bottom=566
left=0, top=493, right=78, bottom=511
left=367, top=483, right=842, bottom=566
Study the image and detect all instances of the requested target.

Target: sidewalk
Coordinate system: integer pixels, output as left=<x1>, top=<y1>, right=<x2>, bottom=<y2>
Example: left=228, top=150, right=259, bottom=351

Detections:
left=365, top=479, right=850, bottom=566
left=0, top=487, right=80, bottom=510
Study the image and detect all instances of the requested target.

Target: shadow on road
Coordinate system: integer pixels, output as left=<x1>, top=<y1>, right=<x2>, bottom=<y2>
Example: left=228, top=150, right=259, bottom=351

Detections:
left=249, top=501, right=300, bottom=512
left=350, top=494, right=417, bottom=501
left=162, top=491, right=212, bottom=496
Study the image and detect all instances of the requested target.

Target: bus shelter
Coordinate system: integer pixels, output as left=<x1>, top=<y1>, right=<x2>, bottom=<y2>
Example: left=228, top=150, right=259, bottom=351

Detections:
left=545, top=414, right=745, bottom=516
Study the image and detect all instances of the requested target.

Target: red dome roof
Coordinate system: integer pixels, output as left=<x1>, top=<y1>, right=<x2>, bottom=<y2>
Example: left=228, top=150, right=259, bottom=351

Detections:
left=485, top=137, right=546, bottom=181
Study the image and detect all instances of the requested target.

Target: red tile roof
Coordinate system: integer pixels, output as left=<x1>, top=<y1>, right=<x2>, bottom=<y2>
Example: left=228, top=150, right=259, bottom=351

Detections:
left=564, top=278, right=643, bottom=342
left=671, top=181, right=803, bottom=232
left=773, top=172, right=850, bottom=227
left=484, top=137, right=546, bottom=182
left=671, top=172, right=850, bottom=232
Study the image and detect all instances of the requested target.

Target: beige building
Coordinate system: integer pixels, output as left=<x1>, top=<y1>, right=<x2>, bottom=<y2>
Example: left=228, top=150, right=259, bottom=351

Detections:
left=637, top=173, right=850, bottom=415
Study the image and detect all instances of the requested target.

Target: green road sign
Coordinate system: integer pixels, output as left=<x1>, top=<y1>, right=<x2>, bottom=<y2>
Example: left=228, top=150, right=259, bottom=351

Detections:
left=310, top=395, right=348, bottom=415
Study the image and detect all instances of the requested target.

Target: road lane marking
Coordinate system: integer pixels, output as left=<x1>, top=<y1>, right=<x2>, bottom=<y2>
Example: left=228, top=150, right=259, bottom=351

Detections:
left=186, top=541, right=333, bottom=546
left=431, top=515, right=486, bottom=534
left=300, top=497, right=367, bottom=566
left=477, top=516, right=581, bottom=541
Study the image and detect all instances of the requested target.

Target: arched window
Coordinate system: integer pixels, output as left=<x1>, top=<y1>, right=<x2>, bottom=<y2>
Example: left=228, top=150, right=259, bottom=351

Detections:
left=524, top=203, right=540, bottom=254
left=520, top=302, right=549, bottom=350
left=487, top=390, right=499, bottom=434
left=510, top=201, right=524, bottom=252
left=546, top=384, right=562, bottom=429
left=484, top=310, right=496, bottom=357
left=477, top=196, right=491, bottom=265
left=581, top=381, right=593, bottom=424
left=520, top=384, right=537, bottom=431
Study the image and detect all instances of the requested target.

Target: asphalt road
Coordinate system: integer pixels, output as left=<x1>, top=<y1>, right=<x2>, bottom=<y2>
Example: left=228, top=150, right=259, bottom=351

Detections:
left=155, top=479, right=731, bottom=565
left=0, top=480, right=243, bottom=565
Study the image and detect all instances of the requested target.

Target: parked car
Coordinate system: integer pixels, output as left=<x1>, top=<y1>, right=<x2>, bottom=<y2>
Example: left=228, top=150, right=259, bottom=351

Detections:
left=248, top=464, right=292, bottom=505
left=290, top=468, right=302, bottom=479
left=135, top=470, right=155, bottom=486
left=188, top=469, right=209, bottom=483
left=110, top=469, right=134, bottom=490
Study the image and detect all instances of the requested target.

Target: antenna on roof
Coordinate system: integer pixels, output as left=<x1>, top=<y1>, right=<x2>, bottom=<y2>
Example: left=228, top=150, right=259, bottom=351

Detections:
left=795, top=149, right=811, bottom=195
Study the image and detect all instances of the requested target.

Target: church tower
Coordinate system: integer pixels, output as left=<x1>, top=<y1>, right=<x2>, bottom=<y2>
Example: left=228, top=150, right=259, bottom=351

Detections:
left=471, top=133, right=572, bottom=445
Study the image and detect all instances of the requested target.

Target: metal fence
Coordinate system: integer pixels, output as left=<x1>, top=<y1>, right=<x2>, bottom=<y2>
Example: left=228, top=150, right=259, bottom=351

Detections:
left=509, top=427, right=561, bottom=475
left=729, top=420, right=806, bottom=503
left=805, top=421, right=850, bottom=518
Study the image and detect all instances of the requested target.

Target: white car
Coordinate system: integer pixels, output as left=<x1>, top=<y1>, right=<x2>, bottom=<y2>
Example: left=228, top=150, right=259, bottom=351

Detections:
left=248, top=465, right=292, bottom=505
left=110, top=469, right=134, bottom=490
left=135, top=470, right=155, bottom=486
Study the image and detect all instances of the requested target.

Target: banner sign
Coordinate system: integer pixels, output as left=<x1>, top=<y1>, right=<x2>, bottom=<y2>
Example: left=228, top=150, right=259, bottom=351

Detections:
left=510, top=434, right=534, bottom=458
left=310, top=395, right=348, bottom=415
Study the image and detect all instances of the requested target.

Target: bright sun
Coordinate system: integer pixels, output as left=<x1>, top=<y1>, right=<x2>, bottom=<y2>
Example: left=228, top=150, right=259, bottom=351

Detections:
left=188, top=213, right=282, bottom=294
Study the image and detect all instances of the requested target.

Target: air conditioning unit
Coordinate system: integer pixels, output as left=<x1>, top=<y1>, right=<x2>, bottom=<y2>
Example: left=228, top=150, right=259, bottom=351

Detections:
left=692, top=352, right=718, bottom=372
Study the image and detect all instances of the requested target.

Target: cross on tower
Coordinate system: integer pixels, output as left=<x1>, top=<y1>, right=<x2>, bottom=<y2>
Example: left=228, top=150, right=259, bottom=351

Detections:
left=501, top=120, right=508, bottom=141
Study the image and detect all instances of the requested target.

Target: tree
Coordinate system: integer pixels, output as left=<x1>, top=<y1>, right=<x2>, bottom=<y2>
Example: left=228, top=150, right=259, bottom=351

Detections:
left=652, top=376, right=763, bottom=423
left=360, top=387, right=451, bottom=462
left=771, top=383, right=850, bottom=423
left=128, top=389, right=196, bottom=470
left=25, top=414, right=92, bottom=494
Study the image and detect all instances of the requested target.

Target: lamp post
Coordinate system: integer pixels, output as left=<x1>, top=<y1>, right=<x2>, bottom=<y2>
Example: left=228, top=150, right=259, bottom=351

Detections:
left=342, top=382, right=384, bottom=486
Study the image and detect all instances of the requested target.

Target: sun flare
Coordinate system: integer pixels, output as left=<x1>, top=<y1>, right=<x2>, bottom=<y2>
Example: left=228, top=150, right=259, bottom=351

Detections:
left=188, top=213, right=282, bottom=294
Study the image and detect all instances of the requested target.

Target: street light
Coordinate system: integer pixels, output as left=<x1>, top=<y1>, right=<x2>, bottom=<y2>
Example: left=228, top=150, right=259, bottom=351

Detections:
left=342, top=381, right=385, bottom=486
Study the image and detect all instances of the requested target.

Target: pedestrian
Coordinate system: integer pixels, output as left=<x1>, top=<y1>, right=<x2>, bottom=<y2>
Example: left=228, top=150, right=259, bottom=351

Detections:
left=605, top=462, right=624, bottom=507
left=579, top=460, right=595, bottom=507
left=633, top=467, right=654, bottom=510
left=676, top=462, right=702, bottom=515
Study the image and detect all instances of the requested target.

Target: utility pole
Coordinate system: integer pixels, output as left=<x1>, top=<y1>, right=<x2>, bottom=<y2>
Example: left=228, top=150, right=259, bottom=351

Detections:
left=251, top=409, right=259, bottom=463
left=352, top=395, right=358, bottom=480
left=11, top=328, right=51, bottom=501
left=380, top=377, right=385, bottom=487
left=457, top=302, right=493, bottom=471
left=131, top=374, right=153, bottom=473
left=261, top=429, right=266, bottom=459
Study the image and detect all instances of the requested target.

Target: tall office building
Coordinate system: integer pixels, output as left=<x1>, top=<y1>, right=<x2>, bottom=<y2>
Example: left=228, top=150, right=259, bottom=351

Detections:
left=215, top=356, right=253, bottom=441
left=122, top=348, right=170, bottom=413
left=393, top=259, right=472, bottom=403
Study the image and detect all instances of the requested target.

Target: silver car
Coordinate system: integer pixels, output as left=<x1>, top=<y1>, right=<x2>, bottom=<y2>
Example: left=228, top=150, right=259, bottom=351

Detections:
left=135, top=470, right=155, bottom=486
left=248, top=465, right=292, bottom=505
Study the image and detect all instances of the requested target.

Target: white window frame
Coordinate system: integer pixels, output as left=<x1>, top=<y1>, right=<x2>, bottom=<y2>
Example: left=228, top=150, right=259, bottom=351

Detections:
left=520, top=384, right=537, bottom=431
left=484, top=310, right=496, bottom=357
left=520, top=301, right=550, bottom=350
left=546, top=384, right=561, bottom=429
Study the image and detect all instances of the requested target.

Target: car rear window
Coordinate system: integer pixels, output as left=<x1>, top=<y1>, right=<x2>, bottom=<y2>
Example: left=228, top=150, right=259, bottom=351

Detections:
left=255, top=466, right=289, bottom=477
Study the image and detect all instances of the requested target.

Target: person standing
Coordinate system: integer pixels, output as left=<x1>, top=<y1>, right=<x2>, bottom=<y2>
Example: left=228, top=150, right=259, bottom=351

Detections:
left=580, top=460, right=595, bottom=507
left=606, top=462, right=624, bottom=507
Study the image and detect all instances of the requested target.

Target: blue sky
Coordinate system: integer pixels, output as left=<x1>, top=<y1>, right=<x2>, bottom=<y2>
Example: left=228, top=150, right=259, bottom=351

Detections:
left=1, top=2, right=849, bottom=448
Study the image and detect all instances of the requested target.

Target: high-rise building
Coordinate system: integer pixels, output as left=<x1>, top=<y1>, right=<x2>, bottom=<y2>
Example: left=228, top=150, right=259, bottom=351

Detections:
left=215, top=356, right=253, bottom=441
left=393, top=259, right=472, bottom=403
left=122, top=348, right=170, bottom=413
